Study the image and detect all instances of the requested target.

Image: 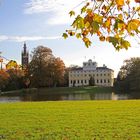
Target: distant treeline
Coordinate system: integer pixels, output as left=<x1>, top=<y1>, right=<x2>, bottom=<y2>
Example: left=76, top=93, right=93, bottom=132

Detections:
left=114, top=57, right=140, bottom=92
left=0, top=46, right=69, bottom=92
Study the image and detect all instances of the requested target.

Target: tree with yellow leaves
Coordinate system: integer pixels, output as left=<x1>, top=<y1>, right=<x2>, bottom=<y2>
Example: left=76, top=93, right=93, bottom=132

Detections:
left=63, top=0, right=140, bottom=50
left=6, top=60, right=19, bottom=70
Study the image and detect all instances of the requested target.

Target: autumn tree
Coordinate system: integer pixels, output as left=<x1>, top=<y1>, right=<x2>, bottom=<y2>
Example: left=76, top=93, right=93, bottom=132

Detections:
left=29, top=46, right=54, bottom=87
left=6, top=60, right=18, bottom=70
left=29, top=46, right=66, bottom=88
left=47, top=57, right=65, bottom=87
left=0, top=70, right=9, bottom=90
left=4, top=69, right=25, bottom=91
left=63, top=0, right=140, bottom=50
left=0, top=69, right=25, bottom=91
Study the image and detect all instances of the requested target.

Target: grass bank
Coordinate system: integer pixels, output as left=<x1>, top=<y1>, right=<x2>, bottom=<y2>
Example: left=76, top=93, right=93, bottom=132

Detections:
left=1, top=88, right=38, bottom=96
left=39, top=86, right=113, bottom=95
left=0, top=100, right=139, bottom=139
left=1, top=86, right=113, bottom=96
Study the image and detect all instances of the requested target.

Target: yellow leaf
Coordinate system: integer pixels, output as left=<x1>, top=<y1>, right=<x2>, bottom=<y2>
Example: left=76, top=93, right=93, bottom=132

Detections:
left=62, top=33, right=68, bottom=39
left=115, top=0, right=124, bottom=6
left=118, top=14, right=123, bottom=20
left=6, top=60, right=18, bottom=69
left=93, top=14, right=103, bottom=24
left=104, top=18, right=111, bottom=28
left=81, top=6, right=87, bottom=14
left=69, top=11, right=75, bottom=17
left=85, top=21, right=90, bottom=28
left=82, top=37, right=91, bottom=48
left=76, top=33, right=82, bottom=39
left=127, top=19, right=140, bottom=33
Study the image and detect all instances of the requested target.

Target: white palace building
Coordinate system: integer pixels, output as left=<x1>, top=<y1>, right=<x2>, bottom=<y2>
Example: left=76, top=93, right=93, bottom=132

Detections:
left=69, top=59, right=114, bottom=87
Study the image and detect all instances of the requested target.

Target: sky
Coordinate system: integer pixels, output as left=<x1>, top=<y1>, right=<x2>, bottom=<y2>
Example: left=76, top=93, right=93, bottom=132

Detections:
left=0, top=0, right=140, bottom=77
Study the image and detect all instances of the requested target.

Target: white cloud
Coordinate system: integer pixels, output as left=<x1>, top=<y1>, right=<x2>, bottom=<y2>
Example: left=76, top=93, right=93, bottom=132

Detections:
left=24, top=0, right=139, bottom=25
left=0, top=35, right=9, bottom=41
left=0, top=35, right=62, bottom=42
left=24, top=0, right=86, bottom=25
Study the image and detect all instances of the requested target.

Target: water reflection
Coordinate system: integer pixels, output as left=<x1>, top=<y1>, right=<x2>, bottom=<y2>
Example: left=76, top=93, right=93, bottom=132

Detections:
left=0, top=92, right=136, bottom=103
left=0, top=96, right=21, bottom=103
left=112, top=93, right=130, bottom=100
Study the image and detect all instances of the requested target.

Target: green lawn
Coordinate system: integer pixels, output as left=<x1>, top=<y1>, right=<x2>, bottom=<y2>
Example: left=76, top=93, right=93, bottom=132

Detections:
left=0, top=100, right=140, bottom=139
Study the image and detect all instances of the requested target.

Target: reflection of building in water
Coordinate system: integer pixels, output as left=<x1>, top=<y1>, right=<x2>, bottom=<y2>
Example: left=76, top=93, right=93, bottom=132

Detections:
left=61, top=93, right=120, bottom=100
left=112, top=93, right=129, bottom=100
left=94, top=93, right=112, bottom=100
left=62, top=94, right=92, bottom=100
left=69, top=59, right=114, bottom=87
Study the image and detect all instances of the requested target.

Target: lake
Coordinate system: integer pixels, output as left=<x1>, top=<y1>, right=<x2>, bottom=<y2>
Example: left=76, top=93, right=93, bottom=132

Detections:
left=0, top=92, right=139, bottom=103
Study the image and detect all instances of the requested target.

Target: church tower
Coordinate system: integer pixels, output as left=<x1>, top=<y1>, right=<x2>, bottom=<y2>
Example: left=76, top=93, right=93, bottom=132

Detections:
left=21, top=42, right=29, bottom=69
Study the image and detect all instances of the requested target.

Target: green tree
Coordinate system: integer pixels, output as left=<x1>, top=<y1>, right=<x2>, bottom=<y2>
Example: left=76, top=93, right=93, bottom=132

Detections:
left=115, top=57, right=140, bottom=91
left=63, top=0, right=140, bottom=50
left=89, top=76, right=95, bottom=86
left=63, top=67, right=71, bottom=87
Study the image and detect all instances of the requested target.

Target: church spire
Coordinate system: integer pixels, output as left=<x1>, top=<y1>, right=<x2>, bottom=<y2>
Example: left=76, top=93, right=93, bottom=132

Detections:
left=22, top=42, right=29, bottom=69
left=23, top=42, right=27, bottom=54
